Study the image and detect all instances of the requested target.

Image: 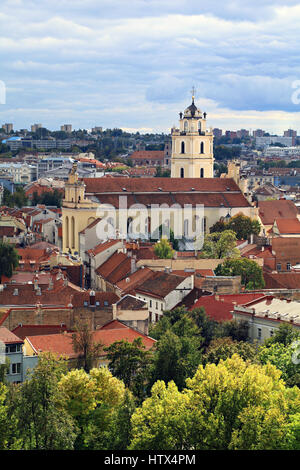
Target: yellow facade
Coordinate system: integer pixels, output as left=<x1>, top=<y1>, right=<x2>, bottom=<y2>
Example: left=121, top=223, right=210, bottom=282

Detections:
left=171, top=98, right=214, bottom=178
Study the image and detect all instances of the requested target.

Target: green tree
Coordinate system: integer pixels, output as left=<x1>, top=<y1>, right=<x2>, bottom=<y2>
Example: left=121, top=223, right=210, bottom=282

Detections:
left=199, top=230, right=240, bottom=259
left=72, top=320, right=103, bottom=373
left=217, top=319, right=250, bottom=342
left=9, top=353, right=77, bottom=450
left=0, top=242, right=19, bottom=283
left=203, top=337, right=258, bottom=365
left=59, top=366, right=128, bottom=449
left=215, top=257, right=265, bottom=289
left=130, top=355, right=300, bottom=450
left=227, top=213, right=261, bottom=240
left=258, top=341, right=300, bottom=387
left=105, top=337, right=153, bottom=399
left=154, top=237, right=175, bottom=259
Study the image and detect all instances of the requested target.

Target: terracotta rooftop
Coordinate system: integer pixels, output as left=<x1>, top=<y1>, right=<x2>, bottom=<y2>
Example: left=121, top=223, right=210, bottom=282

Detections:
left=95, top=252, right=132, bottom=284
left=258, top=200, right=298, bottom=225
left=116, top=295, right=147, bottom=310
left=25, top=320, right=156, bottom=358
left=130, top=151, right=165, bottom=160
left=0, top=326, right=23, bottom=344
left=87, top=239, right=121, bottom=257
left=83, top=177, right=248, bottom=195
left=135, top=271, right=188, bottom=299
left=116, top=267, right=154, bottom=294
left=12, top=324, right=70, bottom=340
left=263, top=272, right=300, bottom=289
left=274, top=218, right=300, bottom=234
left=190, top=293, right=268, bottom=322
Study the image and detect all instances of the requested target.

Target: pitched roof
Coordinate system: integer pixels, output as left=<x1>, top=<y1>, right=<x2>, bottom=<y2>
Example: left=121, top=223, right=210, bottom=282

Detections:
left=83, top=177, right=248, bottom=195
left=12, top=324, right=70, bottom=340
left=95, top=252, right=132, bottom=284
left=274, top=218, right=300, bottom=234
left=26, top=320, right=156, bottom=358
left=0, top=326, right=23, bottom=344
left=263, top=272, right=300, bottom=289
left=116, top=267, right=155, bottom=294
left=135, top=271, right=188, bottom=299
left=258, top=200, right=298, bottom=225
left=190, top=293, right=268, bottom=322
left=130, top=151, right=165, bottom=160
left=87, top=239, right=120, bottom=257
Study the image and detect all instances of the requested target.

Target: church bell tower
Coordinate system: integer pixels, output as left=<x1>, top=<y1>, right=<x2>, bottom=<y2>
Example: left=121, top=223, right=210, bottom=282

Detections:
left=171, top=91, right=214, bottom=178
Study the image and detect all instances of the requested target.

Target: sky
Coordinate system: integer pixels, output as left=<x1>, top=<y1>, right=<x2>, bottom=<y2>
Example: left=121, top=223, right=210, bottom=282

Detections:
left=1, top=0, right=300, bottom=134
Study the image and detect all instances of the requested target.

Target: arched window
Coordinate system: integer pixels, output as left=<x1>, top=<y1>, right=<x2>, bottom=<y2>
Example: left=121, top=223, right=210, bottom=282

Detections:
left=184, top=121, right=188, bottom=132
left=127, top=217, right=133, bottom=237
left=180, top=168, right=184, bottom=178
left=200, top=142, right=204, bottom=154
left=181, top=141, right=185, bottom=154
left=71, top=216, right=75, bottom=249
left=184, top=219, right=189, bottom=237
left=65, top=216, right=69, bottom=249
left=200, top=168, right=204, bottom=178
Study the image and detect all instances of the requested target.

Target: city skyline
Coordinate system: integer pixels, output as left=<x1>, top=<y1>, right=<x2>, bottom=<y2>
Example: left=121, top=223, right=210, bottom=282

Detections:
left=1, top=1, right=300, bottom=133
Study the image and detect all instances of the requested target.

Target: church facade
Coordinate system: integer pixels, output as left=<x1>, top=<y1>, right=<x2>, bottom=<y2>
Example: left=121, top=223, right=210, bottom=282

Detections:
left=61, top=98, right=256, bottom=255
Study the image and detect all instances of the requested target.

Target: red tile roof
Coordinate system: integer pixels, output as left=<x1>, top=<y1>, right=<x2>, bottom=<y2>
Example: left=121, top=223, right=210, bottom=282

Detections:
left=263, top=272, right=300, bottom=289
left=116, top=267, right=154, bottom=294
left=130, top=151, right=165, bottom=161
left=190, top=293, right=268, bottom=322
left=135, top=271, right=188, bottom=299
left=87, top=239, right=120, bottom=257
left=0, top=326, right=23, bottom=344
left=95, top=252, right=132, bottom=284
left=83, top=177, right=247, bottom=195
left=258, top=200, right=298, bottom=225
left=26, top=320, right=156, bottom=358
left=274, top=218, right=300, bottom=234
left=12, top=324, right=70, bottom=340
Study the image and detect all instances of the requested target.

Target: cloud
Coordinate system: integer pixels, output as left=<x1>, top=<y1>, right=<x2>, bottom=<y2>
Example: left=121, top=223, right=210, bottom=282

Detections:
left=1, top=1, right=300, bottom=132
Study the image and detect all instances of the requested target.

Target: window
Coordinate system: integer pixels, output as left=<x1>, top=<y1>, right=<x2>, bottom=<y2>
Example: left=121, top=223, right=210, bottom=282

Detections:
left=180, top=168, right=184, bottom=178
left=156, top=302, right=158, bottom=310
left=287, top=263, right=291, bottom=271
left=200, top=168, right=204, bottom=178
left=5, top=344, right=22, bottom=354
left=257, top=328, right=262, bottom=340
left=155, top=314, right=159, bottom=323
left=11, top=363, right=21, bottom=375
left=149, top=300, right=152, bottom=308
left=181, top=142, right=185, bottom=154
left=277, top=263, right=281, bottom=272
left=200, top=142, right=204, bottom=154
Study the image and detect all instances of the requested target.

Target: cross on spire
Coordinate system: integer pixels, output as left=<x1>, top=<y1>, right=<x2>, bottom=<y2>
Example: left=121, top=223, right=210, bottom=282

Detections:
left=191, top=86, right=196, bottom=102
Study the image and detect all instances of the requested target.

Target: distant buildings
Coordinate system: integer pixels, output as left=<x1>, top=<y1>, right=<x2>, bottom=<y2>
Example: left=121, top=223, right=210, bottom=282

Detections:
left=60, top=124, right=72, bottom=133
left=1, top=123, right=13, bottom=133
left=31, top=123, right=42, bottom=133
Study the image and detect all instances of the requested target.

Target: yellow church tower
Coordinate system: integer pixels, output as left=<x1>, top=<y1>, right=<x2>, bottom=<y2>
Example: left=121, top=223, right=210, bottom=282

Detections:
left=171, top=93, right=214, bottom=178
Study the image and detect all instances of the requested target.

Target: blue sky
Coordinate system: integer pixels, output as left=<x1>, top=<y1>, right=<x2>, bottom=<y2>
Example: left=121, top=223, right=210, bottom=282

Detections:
left=1, top=0, right=300, bottom=134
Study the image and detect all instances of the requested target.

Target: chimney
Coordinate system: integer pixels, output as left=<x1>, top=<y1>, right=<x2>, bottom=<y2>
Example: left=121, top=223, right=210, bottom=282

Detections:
left=89, top=290, right=95, bottom=306
left=112, top=303, right=117, bottom=320
left=131, top=256, right=137, bottom=274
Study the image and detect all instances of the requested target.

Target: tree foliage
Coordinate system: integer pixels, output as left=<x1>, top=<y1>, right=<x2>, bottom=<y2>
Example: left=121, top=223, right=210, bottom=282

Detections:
left=130, top=355, right=300, bottom=450
left=215, top=257, right=265, bottom=289
left=0, top=242, right=19, bottom=283
left=199, top=230, right=240, bottom=259
left=154, top=237, right=175, bottom=259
